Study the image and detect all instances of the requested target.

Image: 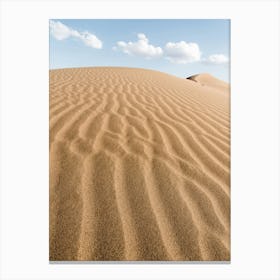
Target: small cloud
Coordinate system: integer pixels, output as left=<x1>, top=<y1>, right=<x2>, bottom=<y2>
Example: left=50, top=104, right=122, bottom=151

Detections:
left=114, top=33, right=163, bottom=59
left=49, top=20, right=73, bottom=40
left=164, top=41, right=201, bottom=64
left=137, top=33, right=147, bottom=41
left=205, top=54, right=229, bottom=64
left=49, top=20, right=102, bottom=49
left=77, top=31, right=102, bottom=49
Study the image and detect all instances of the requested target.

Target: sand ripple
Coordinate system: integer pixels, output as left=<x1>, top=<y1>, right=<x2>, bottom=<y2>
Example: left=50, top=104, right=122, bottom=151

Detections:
left=49, top=67, right=230, bottom=261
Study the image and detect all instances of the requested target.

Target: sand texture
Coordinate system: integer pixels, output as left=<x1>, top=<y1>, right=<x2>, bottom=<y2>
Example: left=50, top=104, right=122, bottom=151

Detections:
left=49, top=67, right=230, bottom=261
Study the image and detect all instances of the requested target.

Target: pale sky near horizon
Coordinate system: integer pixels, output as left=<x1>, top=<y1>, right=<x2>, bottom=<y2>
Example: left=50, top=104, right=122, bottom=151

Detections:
left=49, top=19, right=230, bottom=82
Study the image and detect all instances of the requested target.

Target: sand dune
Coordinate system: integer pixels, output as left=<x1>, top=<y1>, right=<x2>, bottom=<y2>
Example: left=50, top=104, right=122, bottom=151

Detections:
left=49, top=67, right=230, bottom=261
left=187, top=73, right=230, bottom=94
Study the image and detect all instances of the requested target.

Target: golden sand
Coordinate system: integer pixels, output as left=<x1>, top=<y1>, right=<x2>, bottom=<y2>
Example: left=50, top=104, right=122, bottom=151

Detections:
left=49, top=67, right=230, bottom=261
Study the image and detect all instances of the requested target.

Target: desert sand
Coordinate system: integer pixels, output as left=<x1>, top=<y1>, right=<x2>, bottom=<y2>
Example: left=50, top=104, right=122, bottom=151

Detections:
left=49, top=67, right=230, bottom=261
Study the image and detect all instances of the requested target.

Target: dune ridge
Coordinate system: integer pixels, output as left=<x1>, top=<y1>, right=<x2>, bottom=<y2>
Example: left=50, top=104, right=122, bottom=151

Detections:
left=49, top=67, right=230, bottom=261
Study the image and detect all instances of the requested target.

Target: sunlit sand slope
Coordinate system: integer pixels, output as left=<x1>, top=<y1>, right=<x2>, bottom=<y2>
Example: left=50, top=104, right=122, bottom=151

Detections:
left=49, top=67, right=230, bottom=261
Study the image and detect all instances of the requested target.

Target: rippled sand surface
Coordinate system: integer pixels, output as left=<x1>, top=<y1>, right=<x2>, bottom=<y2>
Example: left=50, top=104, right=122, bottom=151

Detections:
left=49, top=67, right=230, bottom=261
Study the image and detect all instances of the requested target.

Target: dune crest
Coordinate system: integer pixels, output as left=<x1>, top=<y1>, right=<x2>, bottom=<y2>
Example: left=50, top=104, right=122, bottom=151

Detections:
left=50, top=67, right=230, bottom=261
left=187, top=73, right=230, bottom=93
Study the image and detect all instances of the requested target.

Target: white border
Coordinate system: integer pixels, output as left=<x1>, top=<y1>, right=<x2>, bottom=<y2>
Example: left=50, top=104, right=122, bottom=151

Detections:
left=1, top=0, right=279, bottom=279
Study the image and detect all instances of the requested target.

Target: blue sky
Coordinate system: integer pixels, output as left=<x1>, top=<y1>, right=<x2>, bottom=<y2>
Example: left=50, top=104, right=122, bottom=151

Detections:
left=50, top=19, right=230, bottom=82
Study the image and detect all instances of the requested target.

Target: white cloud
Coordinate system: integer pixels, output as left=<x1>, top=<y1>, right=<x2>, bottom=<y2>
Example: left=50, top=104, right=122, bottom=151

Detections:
left=77, top=32, right=102, bottom=49
left=164, top=41, right=201, bottom=64
left=205, top=54, right=229, bottom=64
left=49, top=20, right=73, bottom=40
left=115, top=33, right=163, bottom=59
left=49, top=20, right=102, bottom=49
